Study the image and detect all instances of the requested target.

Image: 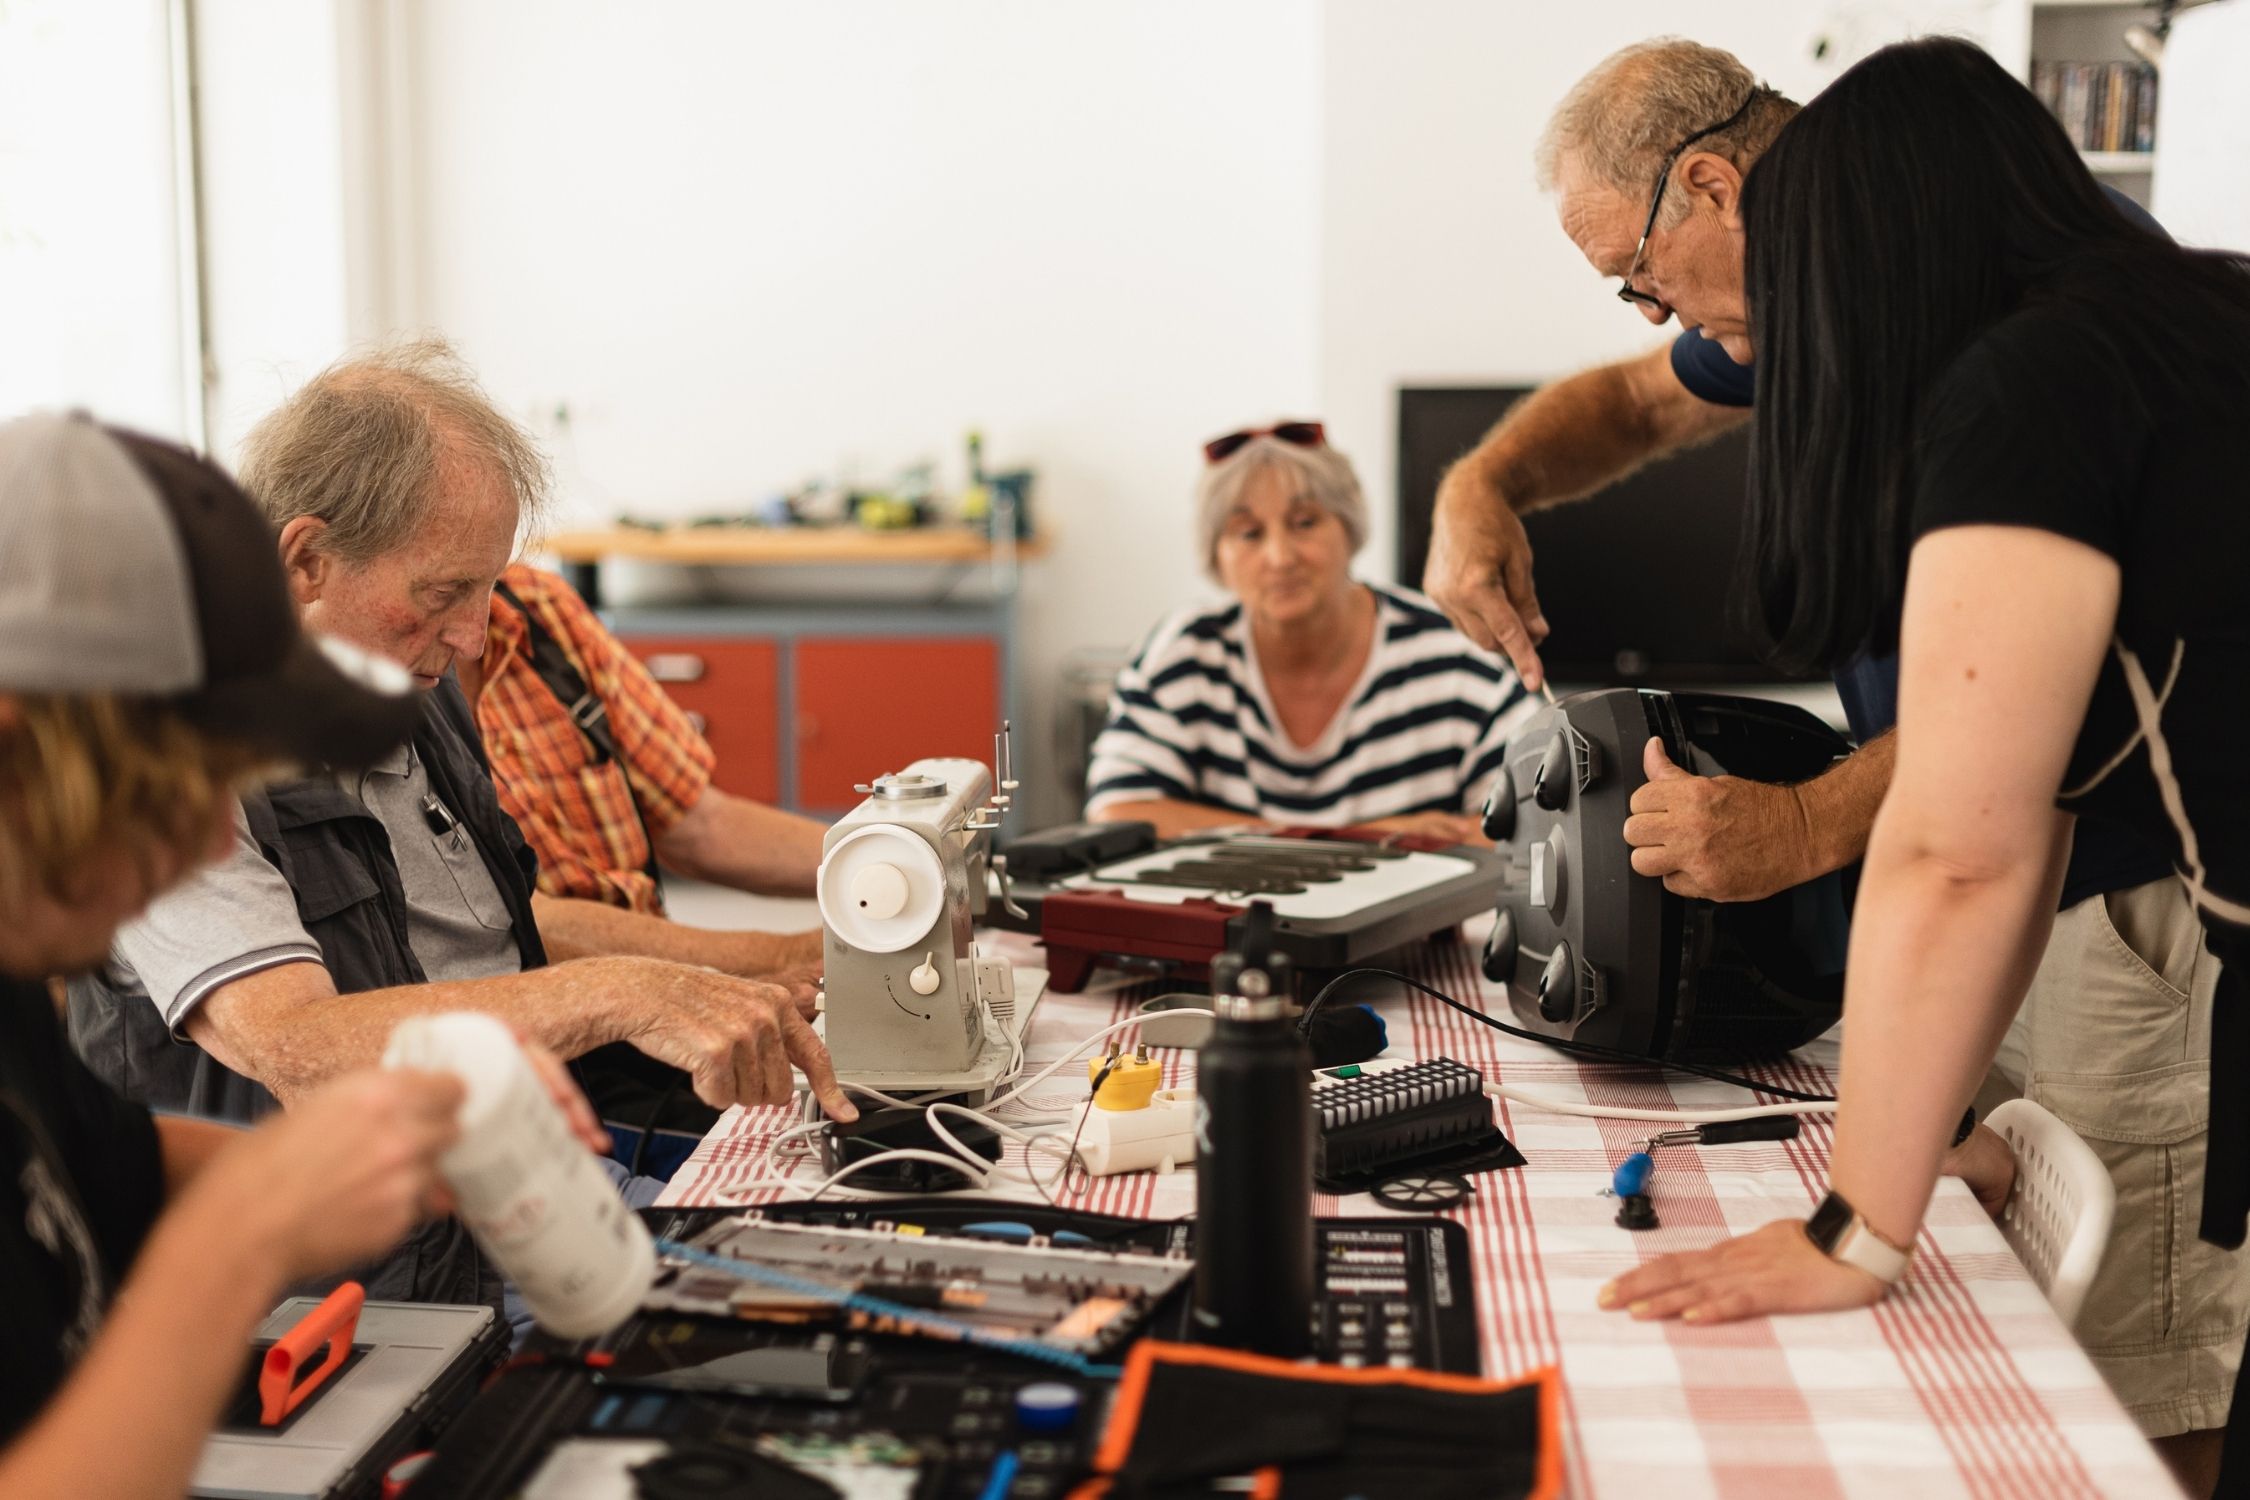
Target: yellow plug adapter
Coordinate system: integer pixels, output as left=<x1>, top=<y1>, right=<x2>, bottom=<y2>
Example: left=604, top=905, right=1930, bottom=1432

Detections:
left=1088, top=1048, right=1163, bottom=1111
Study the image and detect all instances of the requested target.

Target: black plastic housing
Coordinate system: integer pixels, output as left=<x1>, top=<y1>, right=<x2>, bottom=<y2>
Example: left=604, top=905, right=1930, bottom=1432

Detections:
left=1488, top=689, right=1852, bottom=1063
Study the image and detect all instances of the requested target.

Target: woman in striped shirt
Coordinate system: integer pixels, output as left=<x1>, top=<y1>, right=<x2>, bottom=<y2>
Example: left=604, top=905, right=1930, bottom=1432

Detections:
left=1085, top=422, right=1539, bottom=841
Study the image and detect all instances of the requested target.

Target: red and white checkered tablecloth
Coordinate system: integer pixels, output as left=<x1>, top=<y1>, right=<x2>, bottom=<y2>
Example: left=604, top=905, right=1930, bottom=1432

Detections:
left=657, top=923, right=2182, bottom=1499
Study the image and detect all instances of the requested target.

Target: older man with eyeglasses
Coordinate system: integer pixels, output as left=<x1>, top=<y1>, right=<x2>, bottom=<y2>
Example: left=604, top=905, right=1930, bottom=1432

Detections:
left=1420, top=36, right=2231, bottom=1494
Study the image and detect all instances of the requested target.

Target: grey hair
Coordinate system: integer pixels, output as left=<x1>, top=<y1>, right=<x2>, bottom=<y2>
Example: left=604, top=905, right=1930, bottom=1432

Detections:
left=1534, top=38, right=1797, bottom=228
left=1196, top=434, right=1366, bottom=580
left=237, top=335, right=552, bottom=563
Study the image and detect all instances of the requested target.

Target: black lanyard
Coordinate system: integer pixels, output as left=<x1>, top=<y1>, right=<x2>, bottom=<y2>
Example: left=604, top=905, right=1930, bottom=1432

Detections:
left=492, top=582, right=662, bottom=890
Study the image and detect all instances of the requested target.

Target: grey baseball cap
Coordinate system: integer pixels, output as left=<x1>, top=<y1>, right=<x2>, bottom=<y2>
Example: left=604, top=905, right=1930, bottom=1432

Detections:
left=0, top=411, right=422, bottom=766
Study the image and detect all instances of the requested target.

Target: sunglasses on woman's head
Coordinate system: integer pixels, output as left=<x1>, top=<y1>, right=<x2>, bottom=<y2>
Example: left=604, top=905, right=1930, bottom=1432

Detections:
left=1203, top=421, right=1326, bottom=465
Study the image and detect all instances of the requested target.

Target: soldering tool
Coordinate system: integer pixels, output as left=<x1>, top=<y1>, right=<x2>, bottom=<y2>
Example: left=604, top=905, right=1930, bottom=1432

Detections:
left=1611, top=1114, right=1804, bottom=1231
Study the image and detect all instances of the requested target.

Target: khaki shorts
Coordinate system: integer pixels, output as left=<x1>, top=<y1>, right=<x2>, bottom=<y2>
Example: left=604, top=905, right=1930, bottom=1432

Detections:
left=1985, top=876, right=2245, bottom=1439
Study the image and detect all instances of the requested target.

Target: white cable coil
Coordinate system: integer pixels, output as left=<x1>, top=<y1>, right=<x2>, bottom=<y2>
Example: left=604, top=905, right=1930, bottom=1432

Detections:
left=716, top=1006, right=1222, bottom=1205
left=741, top=983, right=1849, bottom=1205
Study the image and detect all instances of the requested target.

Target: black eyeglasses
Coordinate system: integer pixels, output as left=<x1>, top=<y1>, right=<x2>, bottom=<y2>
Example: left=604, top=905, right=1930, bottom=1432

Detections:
left=1617, top=87, right=1763, bottom=310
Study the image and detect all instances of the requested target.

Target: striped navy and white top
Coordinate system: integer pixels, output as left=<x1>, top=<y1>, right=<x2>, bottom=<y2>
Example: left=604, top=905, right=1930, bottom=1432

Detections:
left=1084, top=581, right=1538, bottom=826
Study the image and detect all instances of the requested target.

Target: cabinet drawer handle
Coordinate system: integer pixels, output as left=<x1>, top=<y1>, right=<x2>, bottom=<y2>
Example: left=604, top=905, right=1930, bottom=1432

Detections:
left=644, top=653, right=706, bottom=684
left=684, top=711, right=709, bottom=735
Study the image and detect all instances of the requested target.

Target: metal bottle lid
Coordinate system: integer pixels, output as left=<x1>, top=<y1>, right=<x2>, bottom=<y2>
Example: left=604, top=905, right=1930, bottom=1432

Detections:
left=1215, top=993, right=1292, bottom=1023
left=1211, top=961, right=1298, bottom=1022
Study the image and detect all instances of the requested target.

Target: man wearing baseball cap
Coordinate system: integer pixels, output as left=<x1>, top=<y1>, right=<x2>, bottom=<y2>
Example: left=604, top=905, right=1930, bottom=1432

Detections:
left=0, top=410, right=489, bottom=1495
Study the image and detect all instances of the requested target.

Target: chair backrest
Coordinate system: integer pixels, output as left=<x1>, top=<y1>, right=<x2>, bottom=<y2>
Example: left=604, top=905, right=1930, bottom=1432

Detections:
left=1986, top=1098, right=2117, bottom=1329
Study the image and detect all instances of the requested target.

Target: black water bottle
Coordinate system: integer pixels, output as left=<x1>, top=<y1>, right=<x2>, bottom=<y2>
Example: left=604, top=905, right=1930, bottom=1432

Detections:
left=1192, top=949, right=1314, bottom=1356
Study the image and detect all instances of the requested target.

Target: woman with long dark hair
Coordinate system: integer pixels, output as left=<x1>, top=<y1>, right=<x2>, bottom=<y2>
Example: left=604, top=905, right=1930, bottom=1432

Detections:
left=1600, top=35, right=2250, bottom=1486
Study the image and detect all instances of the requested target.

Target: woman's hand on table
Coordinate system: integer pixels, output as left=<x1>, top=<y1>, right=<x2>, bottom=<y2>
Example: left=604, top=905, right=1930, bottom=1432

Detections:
left=1598, top=1219, right=1888, bottom=1323
left=1942, top=1123, right=2018, bottom=1220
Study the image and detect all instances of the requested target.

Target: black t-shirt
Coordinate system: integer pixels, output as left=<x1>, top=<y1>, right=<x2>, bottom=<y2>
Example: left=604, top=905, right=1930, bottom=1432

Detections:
left=1827, top=650, right=2173, bottom=908
left=1912, top=301, right=2250, bottom=952
left=0, top=974, right=165, bottom=1446
left=1911, top=297, right=2250, bottom=1244
left=1666, top=183, right=2178, bottom=910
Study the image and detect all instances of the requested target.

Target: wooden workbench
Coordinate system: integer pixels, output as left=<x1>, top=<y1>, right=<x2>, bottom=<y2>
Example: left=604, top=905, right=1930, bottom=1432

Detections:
left=543, top=524, right=1047, bottom=584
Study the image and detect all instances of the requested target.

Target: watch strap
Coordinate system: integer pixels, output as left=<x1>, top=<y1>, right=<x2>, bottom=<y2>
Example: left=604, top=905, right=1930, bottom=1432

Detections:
left=1806, top=1189, right=1914, bottom=1285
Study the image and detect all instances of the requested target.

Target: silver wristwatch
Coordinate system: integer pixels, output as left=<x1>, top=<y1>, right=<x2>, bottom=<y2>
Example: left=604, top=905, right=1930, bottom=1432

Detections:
left=1805, top=1189, right=1914, bottom=1285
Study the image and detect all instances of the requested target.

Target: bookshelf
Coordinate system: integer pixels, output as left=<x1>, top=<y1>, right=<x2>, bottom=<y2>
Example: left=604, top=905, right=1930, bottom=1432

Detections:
left=2026, top=0, right=2161, bottom=201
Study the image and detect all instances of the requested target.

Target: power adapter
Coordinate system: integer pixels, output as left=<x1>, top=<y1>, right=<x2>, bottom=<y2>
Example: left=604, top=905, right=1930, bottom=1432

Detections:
left=819, top=1107, right=1001, bottom=1193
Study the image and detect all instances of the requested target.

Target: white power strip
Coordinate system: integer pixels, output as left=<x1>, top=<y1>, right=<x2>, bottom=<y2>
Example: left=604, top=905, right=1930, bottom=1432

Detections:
left=1070, top=1089, right=1198, bottom=1177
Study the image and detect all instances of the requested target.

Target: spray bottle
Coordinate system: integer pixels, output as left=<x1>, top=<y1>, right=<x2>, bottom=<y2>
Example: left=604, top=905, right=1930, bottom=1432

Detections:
left=384, top=1013, right=653, bottom=1338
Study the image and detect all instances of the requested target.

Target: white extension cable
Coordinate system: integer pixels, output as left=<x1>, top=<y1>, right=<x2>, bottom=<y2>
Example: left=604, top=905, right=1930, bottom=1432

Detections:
left=1486, top=1084, right=1834, bottom=1127
left=726, top=994, right=1828, bottom=1207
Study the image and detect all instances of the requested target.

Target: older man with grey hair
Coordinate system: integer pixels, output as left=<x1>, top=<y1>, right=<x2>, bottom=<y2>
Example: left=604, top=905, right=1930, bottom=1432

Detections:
left=68, top=340, right=858, bottom=1304
left=1418, top=38, right=2229, bottom=1491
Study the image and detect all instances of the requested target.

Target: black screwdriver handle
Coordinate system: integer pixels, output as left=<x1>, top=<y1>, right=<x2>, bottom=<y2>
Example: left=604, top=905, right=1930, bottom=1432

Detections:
left=1697, top=1115, right=1803, bottom=1145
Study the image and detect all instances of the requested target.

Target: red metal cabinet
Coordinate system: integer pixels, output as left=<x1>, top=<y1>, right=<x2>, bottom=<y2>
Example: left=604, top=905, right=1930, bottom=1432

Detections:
left=792, top=638, right=1000, bottom=812
left=620, top=636, right=782, bottom=806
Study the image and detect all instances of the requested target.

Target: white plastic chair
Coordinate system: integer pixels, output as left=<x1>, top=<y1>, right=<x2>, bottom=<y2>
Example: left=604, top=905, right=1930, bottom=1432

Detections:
left=1986, top=1098, right=2117, bottom=1329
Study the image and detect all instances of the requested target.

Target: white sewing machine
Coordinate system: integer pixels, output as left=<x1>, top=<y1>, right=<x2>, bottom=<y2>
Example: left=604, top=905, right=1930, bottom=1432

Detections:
left=814, top=734, right=1046, bottom=1104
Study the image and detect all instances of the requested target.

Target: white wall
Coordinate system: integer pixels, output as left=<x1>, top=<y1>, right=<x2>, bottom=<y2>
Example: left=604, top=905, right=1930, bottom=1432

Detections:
left=0, top=0, right=192, bottom=439
left=195, top=0, right=358, bottom=465
left=199, top=0, right=2050, bottom=821
left=1317, top=0, right=2017, bottom=571
left=399, top=0, right=1321, bottom=821
left=2152, top=0, right=2250, bottom=250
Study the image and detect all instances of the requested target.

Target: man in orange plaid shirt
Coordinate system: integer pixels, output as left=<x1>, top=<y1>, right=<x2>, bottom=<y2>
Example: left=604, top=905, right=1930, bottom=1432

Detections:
left=457, top=563, right=827, bottom=978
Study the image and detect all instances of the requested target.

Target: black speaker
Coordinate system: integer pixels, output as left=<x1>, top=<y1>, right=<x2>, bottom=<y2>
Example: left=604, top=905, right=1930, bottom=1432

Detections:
left=1483, top=689, right=1852, bottom=1063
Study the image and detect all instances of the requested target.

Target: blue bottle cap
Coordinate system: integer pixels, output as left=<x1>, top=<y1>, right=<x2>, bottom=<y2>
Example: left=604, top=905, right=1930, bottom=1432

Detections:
left=1014, top=1381, right=1082, bottom=1434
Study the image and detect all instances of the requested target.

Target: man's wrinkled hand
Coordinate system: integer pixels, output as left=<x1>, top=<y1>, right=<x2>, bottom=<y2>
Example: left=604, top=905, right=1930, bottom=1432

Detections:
left=630, top=966, right=857, bottom=1122
left=1422, top=467, right=1549, bottom=692
left=1622, top=737, right=1816, bottom=902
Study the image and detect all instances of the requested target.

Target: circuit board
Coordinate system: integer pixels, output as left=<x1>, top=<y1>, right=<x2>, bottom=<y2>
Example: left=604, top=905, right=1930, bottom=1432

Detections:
left=735, top=1199, right=1485, bottom=1375
left=648, top=1217, right=1192, bottom=1359
left=403, top=1204, right=1483, bottom=1499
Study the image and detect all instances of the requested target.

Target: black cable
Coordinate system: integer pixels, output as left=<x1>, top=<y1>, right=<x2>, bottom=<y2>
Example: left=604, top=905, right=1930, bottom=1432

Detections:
left=627, top=1083, right=678, bottom=1180
left=1301, top=965, right=1837, bottom=1104
left=1060, top=1056, right=1122, bottom=1199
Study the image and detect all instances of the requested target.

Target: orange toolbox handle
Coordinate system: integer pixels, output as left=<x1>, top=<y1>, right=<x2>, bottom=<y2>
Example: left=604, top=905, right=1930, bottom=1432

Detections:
left=259, top=1281, right=365, bottom=1427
